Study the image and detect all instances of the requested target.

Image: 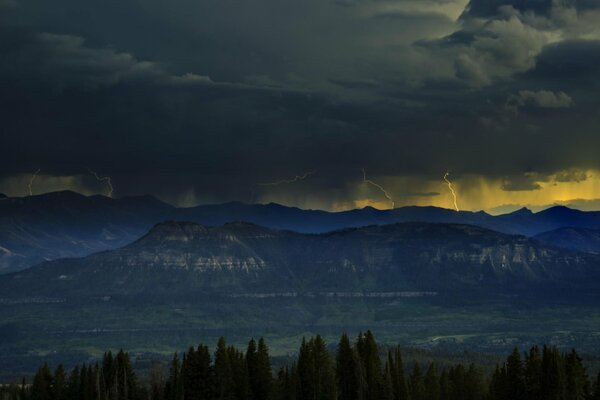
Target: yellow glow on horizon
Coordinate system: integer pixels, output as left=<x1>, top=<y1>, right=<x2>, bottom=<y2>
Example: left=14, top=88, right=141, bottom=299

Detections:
left=329, top=169, right=600, bottom=213
left=3, top=169, right=600, bottom=214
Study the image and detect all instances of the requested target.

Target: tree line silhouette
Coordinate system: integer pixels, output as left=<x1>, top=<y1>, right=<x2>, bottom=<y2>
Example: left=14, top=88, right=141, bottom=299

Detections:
left=2, top=331, right=600, bottom=400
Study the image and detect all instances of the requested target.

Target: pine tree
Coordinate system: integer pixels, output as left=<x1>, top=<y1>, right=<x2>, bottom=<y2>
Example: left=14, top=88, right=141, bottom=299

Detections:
left=424, top=363, right=440, bottom=400
left=53, top=365, right=67, bottom=400
left=274, top=366, right=297, bottom=400
left=506, top=348, right=525, bottom=400
left=449, top=364, right=467, bottom=400
left=228, top=346, right=250, bottom=400
left=381, top=363, right=394, bottom=400
left=247, top=338, right=272, bottom=400
left=257, top=338, right=274, bottom=400
left=66, top=366, right=80, bottom=400
left=356, top=331, right=382, bottom=400
left=464, top=363, right=485, bottom=400
left=336, top=334, right=359, bottom=400
left=148, top=361, right=165, bottom=400
left=31, top=363, right=53, bottom=400
left=439, top=370, right=452, bottom=400
left=388, top=347, right=408, bottom=400
left=313, top=335, right=337, bottom=400
left=296, top=336, right=335, bottom=400
left=103, top=352, right=115, bottom=400
left=489, top=364, right=507, bottom=400
left=92, top=364, right=102, bottom=400
left=214, top=338, right=236, bottom=400
left=21, top=378, right=29, bottom=400
left=542, top=345, right=566, bottom=400
left=296, top=338, right=312, bottom=400
left=164, top=353, right=183, bottom=400
left=185, top=344, right=214, bottom=400
left=85, top=364, right=95, bottom=400
left=408, top=363, right=425, bottom=400
left=593, top=371, right=600, bottom=400
left=564, top=349, right=590, bottom=400
left=524, top=346, right=542, bottom=400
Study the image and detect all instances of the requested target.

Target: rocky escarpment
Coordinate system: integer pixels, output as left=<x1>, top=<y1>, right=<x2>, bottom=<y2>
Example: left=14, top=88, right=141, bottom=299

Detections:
left=535, top=227, right=600, bottom=254
left=4, top=190, right=600, bottom=274
left=1, top=221, right=598, bottom=298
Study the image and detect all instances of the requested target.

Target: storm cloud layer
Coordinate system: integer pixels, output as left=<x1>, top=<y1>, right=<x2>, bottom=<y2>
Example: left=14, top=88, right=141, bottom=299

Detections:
left=1, top=0, right=600, bottom=211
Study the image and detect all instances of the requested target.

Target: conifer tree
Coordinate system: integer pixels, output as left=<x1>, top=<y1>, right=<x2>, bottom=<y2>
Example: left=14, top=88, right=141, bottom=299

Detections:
left=103, top=352, right=115, bottom=400
left=564, top=349, right=590, bottom=400
left=20, top=377, right=29, bottom=400
left=214, top=337, right=236, bottom=400
left=464, top=363, right=485, bottom=400
left=296, top=338, right=312, bottom=400
left=148, top=361, right=165, bottom=400
left=449, top=364, right=466, bottom=400
left=593, top=371, right=600, bottom=400
left=247, top=338, right=273, bottom=400
left=164, top=353, right=183, bottom=400
left=356, top=331, right=382, bottom=400
left=53, top=365, right=67, bottom=400
left=439, top=370, right=452, bottom=400
left=228, top=346, right=250, bottom=400
left=296, top=336, right=336, bottom=400
left=66, top=366, right=80, bottom=400
left=408, top=363, right=425, bottom=400
left=30, top=363, right=53, bottom=400
left=274, top=366, right=297, bottom=400
left=489, top=364, right=508, bottom=400
left=388, top=347, right=408, bottom=400
left=424, top=363, right=440, bottom=400
left=336, top=334, right=359, bottom=400
left=313, top=335, right=337, bottom=400
left=381, top=363, right=394, bottom=400
left=524, top=346, right=542, bottom=400
left=542, top=345, right=566, bottom=400
left=196, top=344, right=214, bottom=400
left=506, top=348, right=525, bottom=400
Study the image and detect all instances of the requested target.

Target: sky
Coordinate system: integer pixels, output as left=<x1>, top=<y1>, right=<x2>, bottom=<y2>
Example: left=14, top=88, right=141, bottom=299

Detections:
left=1, top=0, right=600, bottom=212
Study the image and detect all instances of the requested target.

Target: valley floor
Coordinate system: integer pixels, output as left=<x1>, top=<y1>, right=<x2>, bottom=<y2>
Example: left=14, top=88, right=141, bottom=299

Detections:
left=1, top=295, right=600, bottom=380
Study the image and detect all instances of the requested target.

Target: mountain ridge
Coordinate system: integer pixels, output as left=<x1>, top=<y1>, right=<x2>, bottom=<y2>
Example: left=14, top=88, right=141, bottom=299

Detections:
left=2, top=190, right=600, bottom=273
left=2, top=220, right=599, bottom=299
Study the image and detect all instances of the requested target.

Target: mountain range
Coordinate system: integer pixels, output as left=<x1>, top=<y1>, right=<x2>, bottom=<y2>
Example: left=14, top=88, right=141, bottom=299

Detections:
left=2, top=192, right=600, bottom=374
left=2, top=191, right=600, bottom=273
left=1, top=220, right=598, bottom=300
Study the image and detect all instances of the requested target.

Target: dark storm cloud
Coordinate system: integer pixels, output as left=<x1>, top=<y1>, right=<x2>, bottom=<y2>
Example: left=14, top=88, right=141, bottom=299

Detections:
left=463, top=0, right=600, bottom=18
left=461, top=0, right=554, bottom=17
left=526, top=40, right=600, bottom=83
left=554, top=169, right=588, bottom=183
left=501, top=174, right=543, bottom=191
left=1, top=0, right=600, bottom=208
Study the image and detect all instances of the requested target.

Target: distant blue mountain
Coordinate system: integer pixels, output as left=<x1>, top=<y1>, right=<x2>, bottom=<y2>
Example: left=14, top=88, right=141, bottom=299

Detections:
left=2, top=191, right=600, bottom=273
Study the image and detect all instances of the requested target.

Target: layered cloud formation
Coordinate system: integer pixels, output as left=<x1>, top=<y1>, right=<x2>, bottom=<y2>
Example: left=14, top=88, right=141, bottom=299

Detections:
left=1, top=0, right=600, bottom=211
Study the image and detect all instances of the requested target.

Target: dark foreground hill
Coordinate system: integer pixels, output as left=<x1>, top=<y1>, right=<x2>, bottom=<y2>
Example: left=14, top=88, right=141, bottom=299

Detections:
left=3, top=191, right=600, bottom=273
left=2, top=221, right=598, bottom=299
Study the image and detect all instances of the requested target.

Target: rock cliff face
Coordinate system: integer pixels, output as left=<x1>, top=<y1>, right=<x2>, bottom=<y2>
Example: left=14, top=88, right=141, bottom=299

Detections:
left=4, top=191, right=600, bottom=274
left=1, top=221, right=598, bottom=298
left=535, top=227, right=600, bottom=254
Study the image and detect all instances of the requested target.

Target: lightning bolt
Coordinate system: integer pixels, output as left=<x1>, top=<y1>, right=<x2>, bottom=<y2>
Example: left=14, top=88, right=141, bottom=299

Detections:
left=28, top=169, right=40, bottom=196
left=87, top=168, right=114, bottom=197
left=361, top=168, right=395, bottom=209
left=443, top=172, right=459, bottom=212
left=258, top=170, right=317, bottom=186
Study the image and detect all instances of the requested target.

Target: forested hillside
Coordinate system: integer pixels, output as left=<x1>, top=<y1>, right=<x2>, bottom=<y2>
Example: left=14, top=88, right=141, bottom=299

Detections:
left=2, top=333, right=599, bottom=400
